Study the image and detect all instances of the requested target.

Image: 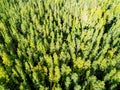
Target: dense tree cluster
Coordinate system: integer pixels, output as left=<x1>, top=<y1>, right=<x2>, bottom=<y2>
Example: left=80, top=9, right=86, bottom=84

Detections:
left=0, top=0, right=120, bottom=90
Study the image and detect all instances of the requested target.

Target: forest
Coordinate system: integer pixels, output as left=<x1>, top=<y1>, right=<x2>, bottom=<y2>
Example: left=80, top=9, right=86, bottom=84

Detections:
left=0, top=0, right=120, bottom=90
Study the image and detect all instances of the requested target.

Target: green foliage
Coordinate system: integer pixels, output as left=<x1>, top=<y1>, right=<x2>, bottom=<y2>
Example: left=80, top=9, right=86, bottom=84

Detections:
left=0, top=0, right=120, bottom=89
